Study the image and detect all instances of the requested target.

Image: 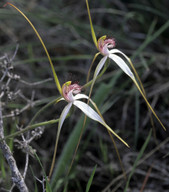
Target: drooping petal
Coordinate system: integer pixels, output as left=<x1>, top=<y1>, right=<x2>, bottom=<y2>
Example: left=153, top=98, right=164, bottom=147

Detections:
left=74, top=93, right=102, bottom=119
left=93, top=56, right=108, bottom=81
left=48, top=102, right=72, bottom=179
left=73, top=94, right=100, bottom=115
left=73, top=100, right=129, bottom=147
left=73, top=100, right=104, bottom=124
left=88, top=56, right=107, bottom=97
left=109, top=53, right=134, bottom=79
left=58, top=102, right=72, bottom=132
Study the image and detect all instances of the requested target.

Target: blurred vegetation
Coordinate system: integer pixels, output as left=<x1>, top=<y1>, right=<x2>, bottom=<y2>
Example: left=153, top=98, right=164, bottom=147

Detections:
left=0, top=0, right=169, bottom=191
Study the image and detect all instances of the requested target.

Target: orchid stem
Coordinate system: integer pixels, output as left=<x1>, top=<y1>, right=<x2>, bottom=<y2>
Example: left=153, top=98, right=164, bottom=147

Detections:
left=86, top=52, right=100, bottom=83
left=29, top=98, right=61, bottom=126
left=82, top=59, right=109, bottom=90
left=0, top=119, right=60, bottom=142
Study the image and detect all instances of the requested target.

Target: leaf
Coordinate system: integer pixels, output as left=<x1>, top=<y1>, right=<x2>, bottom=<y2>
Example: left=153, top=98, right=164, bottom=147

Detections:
left=86, top=0, right=98, bottom=47
left=34, top=153, right=52, bottom=192
left=85, top=165, right=97, bottom=192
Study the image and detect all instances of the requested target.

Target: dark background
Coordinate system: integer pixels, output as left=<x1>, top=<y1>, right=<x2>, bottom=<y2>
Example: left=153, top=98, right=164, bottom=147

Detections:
left=0, top=0, right=169, bottom=191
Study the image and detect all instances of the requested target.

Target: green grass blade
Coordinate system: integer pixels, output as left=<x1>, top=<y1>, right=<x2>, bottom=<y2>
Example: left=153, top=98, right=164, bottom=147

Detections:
left=85, top=165, right=97, bottom=192
left=34, top=152, right=52, bottom=192
left=124, top=129, right=152, bottom=192
left=30, top=166, right=38, bottom=192
left=1, top=119, right=60, bottom=142
left=134, top=91, right=139, bottom=148
left=132, top=20, right=169, bottom=60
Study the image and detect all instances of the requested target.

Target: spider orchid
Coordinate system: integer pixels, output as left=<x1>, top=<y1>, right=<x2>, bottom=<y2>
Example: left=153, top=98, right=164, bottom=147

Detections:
left=86, top=0, right=166, bottom=131
left=94, top=36, right=134, bottom=82
left=57, top=81, right=129, bottom=148
left=48, top=80, right=129, bottom=178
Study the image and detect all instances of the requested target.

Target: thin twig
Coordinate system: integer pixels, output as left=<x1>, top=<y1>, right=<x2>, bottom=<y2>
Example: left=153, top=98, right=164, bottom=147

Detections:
left=0, top=101, right=29, bottom=192
left=102, top=137, right=169, bottom=192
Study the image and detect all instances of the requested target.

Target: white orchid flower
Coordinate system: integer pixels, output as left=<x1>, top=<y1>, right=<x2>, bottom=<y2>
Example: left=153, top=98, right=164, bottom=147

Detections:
left=57, top=81, right=128, bottom=147
left=85, top=0, right=165, bottom=131
left=48, top=80, right=129, bottom=178
left=89, top=36, right=165, bottom=131
left=93, top=36, right=135, bottom=85
left=48, top=81, right=129, bottom=178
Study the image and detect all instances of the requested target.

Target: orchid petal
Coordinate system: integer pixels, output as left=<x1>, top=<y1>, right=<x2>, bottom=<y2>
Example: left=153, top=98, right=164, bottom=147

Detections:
left=109, top=48, right=124, bottom=55
left=73, top=100, right=104, bottom=124
left=57, top=102, right=72, bottom=149
left=109, top=53, right=134, bottom=79
left=48, top=102, right=72, bottom=179
left=93, top=56, right=108, bottom=81
left=58, top=102, right=72, bottom=132
left=74, top=94, right=100, bottom=116
left=109, top=49, right=131, bottom=60
left=88, top=56, right=107, bottom=98
left=74, top=94, right=102, bottom=118
left=73, top=100, right=129, bottom=147
left=74, top=93, right=89, bottom=100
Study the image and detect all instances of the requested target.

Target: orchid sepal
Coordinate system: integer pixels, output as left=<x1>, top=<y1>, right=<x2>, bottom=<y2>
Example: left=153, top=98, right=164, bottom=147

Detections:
left=73, top=93, right=129, bottom=147
left=48, top=102, right=72, bottom=179
left=86, top=0, right=97, bottom=47
left=96, top=35, right=107, bottom=49
left=108, top=54, right=134, bottom=79
left=4, top=2, right=62, bottom=95
left=73, top=100, right=129, bottom=147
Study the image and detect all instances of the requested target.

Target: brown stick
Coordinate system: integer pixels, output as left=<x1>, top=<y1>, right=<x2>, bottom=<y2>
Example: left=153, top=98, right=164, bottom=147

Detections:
left=0, top=102, right=29, bottom=192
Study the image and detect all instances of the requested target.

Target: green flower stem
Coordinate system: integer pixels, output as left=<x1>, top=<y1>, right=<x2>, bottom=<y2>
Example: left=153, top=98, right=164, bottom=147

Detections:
left=82, top=59, right=109, bottom=89
left=86, top=52, right=100, bottom=84
left=29, top=97, right=61, bottom=126
left=1, top=97, right=63, bottom=142
left=0, top=119, right=60, bottom=142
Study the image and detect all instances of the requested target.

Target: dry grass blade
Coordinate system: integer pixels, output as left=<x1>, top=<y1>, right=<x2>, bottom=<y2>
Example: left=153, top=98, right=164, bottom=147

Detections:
left=139, top=164, right=153, bottom=192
